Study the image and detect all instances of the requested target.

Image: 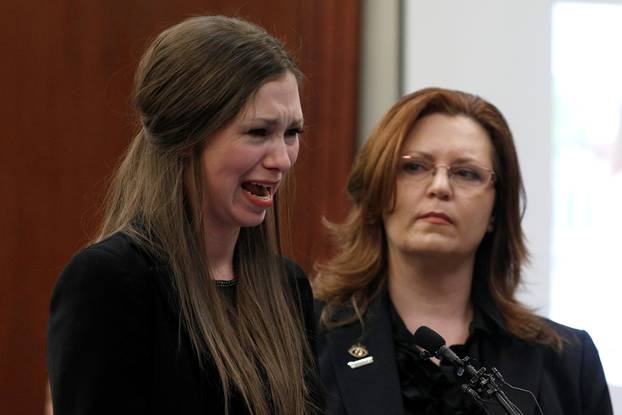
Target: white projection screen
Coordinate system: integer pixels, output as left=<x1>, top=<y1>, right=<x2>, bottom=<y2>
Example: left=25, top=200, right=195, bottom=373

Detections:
left=402, top=0, right=622, bottom=411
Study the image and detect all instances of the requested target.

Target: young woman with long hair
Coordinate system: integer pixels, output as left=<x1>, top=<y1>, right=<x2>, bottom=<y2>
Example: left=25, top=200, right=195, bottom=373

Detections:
left=47, top=15, right=322, bottom=415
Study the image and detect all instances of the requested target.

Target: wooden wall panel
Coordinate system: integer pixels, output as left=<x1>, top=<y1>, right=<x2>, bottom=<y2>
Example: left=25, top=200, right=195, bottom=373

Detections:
left=0, top=1, right=359, bottom=413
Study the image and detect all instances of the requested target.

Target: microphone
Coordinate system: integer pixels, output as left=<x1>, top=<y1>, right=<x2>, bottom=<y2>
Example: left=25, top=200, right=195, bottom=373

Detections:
left=414, top=326, right=468, bottom=370
left=414, top=325, right=527, bottom=415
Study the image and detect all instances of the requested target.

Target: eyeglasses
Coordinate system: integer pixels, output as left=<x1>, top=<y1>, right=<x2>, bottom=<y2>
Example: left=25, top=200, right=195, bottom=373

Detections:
left=399, top=155, right=496, bottom=189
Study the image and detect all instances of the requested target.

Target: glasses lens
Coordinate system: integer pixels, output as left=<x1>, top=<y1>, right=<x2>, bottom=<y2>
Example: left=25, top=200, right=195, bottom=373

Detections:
left=449, top=165, right=489, bottom=187
left=400, top=156, right=493, bottom=188
left=400, top=157, right=431, bottom=180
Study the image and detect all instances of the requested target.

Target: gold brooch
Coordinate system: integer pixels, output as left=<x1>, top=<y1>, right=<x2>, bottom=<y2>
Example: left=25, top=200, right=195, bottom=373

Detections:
left=348, top=343, right=369, bottom=358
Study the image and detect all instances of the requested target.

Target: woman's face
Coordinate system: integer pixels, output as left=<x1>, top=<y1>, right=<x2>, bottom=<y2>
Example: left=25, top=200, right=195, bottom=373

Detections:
left=198, top=72, right=302, bottom=234
left=383, top=113, right=496, bottom=261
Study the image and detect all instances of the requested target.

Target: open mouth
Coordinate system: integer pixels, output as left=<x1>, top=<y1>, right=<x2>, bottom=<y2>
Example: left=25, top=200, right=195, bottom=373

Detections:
left=241, top=181, right=274, bottom=200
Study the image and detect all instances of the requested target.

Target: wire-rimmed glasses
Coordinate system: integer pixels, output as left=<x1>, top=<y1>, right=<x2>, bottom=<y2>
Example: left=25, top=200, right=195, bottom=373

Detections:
left=399, top=155, right=496, bottom=190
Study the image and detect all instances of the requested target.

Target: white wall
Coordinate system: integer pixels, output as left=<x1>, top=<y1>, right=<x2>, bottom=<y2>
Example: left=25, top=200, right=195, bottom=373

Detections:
left=358, top=0, right=401, bottom=146
left=402, top=0, right=552, bottom=314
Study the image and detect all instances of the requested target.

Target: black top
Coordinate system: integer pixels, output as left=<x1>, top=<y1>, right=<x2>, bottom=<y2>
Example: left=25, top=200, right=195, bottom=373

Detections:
left=215, top=278, right=238, bottom=303
left=390, top=299, right=487, bottom=415
left=315, top=281, right=613, bottom=415
left=47, top=232, right=322, bottom=415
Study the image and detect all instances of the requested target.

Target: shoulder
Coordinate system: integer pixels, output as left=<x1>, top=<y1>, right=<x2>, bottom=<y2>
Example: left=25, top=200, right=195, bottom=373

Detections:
left=282, top=257, right=312, bottom=296
left=282, top=256, right=308, bottom=281
left=537, top=318, right=606, bottom=375
left=71, top=232, right=155, bottom=272
left=314, top=299, right=358, bottom=324
left=49, top=232, right=164, bottom=355
left=539, top=318, right=594, bottom=356
left=48, top=232, right=165, bottom=413
left=499, top=317, right=600, bottom=366
left=542, top=317, right=583, bottom=338
left=522, top=318, right=607, bottom=389
left=52, top=232, right=160, bottom=305
left=535, top=318, right=612, bottom=413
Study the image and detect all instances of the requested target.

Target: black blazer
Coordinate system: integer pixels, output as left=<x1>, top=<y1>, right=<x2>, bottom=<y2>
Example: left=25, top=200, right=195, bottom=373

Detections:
left=47, top=232, right=321, bottom=414
left=316, top=293, right=612, bottom=415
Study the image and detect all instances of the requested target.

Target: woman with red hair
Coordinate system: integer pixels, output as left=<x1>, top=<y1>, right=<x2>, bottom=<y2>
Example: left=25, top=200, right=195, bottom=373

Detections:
left=314, top=87, right=611, bottom=415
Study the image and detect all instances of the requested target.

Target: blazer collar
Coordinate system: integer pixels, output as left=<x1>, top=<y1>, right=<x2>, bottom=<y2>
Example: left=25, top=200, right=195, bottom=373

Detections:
left=325, top=294, right=404, bottom=415
left=323, top=283, right=544, bottom=415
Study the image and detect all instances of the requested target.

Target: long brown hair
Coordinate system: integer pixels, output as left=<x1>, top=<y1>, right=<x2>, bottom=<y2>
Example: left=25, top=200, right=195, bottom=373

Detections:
left=97, top=16, right=316, bottom=415
left=315, top=87, right=563, bottom=350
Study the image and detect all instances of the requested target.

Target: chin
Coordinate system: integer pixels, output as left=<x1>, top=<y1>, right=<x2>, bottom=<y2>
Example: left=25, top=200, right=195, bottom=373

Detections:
left=416, top=248, right=457, bottom=258
left=403, top=238, right=457, bottom=256
left=237, top=212, right=267, bottom=228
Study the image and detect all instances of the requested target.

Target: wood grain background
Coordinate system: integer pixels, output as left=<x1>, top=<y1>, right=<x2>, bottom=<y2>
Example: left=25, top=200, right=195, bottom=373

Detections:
left=0, top=1, right=360, bottom=413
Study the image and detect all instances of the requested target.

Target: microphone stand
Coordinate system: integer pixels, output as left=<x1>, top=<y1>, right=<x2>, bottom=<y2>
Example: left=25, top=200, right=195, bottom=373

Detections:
left=459, top=357, right=523, bottom=415
left=414, top=327, right=530, bottom=415
left=418, top=349, right=523, bottom=414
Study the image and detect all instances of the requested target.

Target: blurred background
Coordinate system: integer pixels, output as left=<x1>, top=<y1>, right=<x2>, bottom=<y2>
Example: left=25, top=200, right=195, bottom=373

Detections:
left=1, top=0, right=620, bottom=413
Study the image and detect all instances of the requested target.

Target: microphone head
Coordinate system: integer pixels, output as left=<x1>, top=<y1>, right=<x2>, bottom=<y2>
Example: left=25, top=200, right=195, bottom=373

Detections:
left=414, top=326, right=446, bottom=354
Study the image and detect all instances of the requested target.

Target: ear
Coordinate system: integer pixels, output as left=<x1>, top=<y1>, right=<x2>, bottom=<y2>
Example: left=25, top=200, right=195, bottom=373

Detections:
left=487, top=216, right=495, bottom=233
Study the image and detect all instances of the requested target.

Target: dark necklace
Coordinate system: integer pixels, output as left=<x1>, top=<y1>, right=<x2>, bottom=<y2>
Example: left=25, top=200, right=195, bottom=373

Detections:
left=214, top=279, right=238, bottom=288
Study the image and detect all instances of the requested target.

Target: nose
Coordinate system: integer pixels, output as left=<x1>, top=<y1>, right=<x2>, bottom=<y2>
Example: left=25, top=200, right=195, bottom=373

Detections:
left=426, top=165, right=452, bottom=200
left=263, top=137, right=297, bottom=172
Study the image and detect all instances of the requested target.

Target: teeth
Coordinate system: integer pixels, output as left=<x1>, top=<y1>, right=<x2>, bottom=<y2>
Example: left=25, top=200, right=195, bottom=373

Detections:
left=242, top=182, right=272, bottom=198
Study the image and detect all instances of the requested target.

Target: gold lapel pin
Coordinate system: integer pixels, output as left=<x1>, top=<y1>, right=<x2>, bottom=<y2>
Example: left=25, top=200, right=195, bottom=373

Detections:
left=348, top=343, right=369, bottom=358
left=346, top=343, right=374, bottom=369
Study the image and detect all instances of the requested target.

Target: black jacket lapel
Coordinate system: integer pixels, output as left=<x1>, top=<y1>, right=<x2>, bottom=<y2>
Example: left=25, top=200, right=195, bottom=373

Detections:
left=325, top=296, right=404, bottom=415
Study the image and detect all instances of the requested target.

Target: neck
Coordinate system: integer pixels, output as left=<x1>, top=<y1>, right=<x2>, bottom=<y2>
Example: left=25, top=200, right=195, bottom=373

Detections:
left=387, top=251, right=474, bottom=346
left=203, top=221, right=239, bottom=281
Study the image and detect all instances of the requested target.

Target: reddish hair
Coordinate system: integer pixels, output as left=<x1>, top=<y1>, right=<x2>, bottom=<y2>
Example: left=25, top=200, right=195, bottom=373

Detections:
left=315, top=87, right=562, bottom=350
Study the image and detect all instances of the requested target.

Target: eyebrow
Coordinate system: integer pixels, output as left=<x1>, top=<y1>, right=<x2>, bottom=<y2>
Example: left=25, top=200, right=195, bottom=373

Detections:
left=246, top=117, right=304, bottom=128
left=402, top=151, right=432, bottom=158
left=401, top=151, right=485, bottom=165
